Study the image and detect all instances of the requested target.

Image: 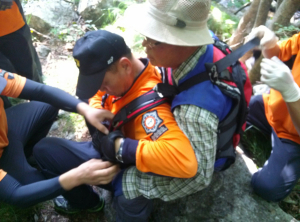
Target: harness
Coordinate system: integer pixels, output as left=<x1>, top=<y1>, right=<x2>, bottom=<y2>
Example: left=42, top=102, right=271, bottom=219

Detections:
left=110, top=37, right=259, bottom=171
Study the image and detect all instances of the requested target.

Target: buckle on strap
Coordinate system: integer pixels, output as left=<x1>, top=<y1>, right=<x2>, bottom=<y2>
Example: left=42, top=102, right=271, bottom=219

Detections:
left=205, top=63, right=218, bottom=83
left=153, top=83, right=178, bottom=98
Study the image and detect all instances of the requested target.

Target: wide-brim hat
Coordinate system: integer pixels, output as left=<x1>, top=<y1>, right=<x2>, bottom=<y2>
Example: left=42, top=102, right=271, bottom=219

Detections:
left=125, top=0, right=214, bottom=46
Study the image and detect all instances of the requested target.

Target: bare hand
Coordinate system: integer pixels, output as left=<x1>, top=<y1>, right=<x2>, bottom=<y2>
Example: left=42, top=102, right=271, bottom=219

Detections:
left=59, top=159, right=120, bottom=190
left=76, top=159, right=120, bottom=185
left=77, top=102, right=114, bottom=134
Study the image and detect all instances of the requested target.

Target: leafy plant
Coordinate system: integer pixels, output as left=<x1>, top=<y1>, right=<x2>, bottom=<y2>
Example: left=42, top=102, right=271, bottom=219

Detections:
left=0, top=202, right=41, bottom=222
left=50, top=23, right=85, bottom=43
left=99, top=0, right=133, bottom=28
left=208, top=5, right=239, bottom=41
left=240, top=125, right=272, bottom=167
left=275, top=24, right=300, bottom=40
left=207, top=6, right=238, bottom=41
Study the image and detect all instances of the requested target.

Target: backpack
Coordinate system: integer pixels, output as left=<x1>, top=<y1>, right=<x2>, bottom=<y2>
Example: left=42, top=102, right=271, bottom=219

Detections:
left=111, top=37, right=258, bottom=171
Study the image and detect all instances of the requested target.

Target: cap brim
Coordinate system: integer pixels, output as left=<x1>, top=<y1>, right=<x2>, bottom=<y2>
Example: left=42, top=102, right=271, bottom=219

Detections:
left=76, top=69, right=106, bottom=100
left=124, top=4, right=214, bottom=46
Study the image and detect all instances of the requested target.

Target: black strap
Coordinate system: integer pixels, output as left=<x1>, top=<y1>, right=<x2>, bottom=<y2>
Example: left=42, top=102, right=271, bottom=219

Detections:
left=112, top=90, right=169, bottom=130
left=172, top=37, right=260, bottom=93
left=177, top=70, right=210, bottom=92
left=214, top=37, right=260, bottom=73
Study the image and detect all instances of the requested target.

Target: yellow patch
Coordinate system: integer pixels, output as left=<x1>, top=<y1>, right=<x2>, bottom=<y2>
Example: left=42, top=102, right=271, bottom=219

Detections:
left=74, top=59, right=80, bottom=67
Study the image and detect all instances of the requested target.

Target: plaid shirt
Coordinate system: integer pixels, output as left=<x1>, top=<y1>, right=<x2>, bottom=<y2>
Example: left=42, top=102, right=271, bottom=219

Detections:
left=122, top=46, right=219, bottom=201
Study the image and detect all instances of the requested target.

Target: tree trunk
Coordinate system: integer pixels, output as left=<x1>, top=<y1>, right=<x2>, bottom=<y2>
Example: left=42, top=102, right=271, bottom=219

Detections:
left=270, top=0, right=300, bottom=31
left=254, top=0, right=273, bottom=28
left=276, top=0, right=284, bottom=11
left=249, top=55, right=263, bottom=85
left=228, top=0, right=260, bottom=50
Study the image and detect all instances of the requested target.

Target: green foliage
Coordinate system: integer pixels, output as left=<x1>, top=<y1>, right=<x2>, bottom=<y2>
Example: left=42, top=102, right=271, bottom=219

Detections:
left=0, top=202, right=40, bottom=222
left=99, top=0, right=133, bottom=28
left=50, top=23, right=85, bottom=43
left=131, top=34, right=145, bottom=54
left=240, top=126, right=272, bottom=167
left=208, top=5, right=239, bottom=41
left=8, top=98, right=26, bottom=106
left=48, top=1, right=134, bottom=42
left=275, top=24, right=300, bottom=40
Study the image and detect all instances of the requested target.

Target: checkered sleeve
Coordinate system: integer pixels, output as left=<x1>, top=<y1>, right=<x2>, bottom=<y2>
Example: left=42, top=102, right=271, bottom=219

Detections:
left=122, top=105, right=218, bottom=201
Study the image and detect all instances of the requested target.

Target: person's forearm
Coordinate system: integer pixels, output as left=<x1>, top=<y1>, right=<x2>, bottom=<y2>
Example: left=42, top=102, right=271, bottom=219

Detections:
left=0, top=174, right=64, bottom=208
left=286, top=99, right=300, bottom=136
left=262, top=44, right=280, bottom=59
left=19, top=79, right=80, bottom=112
left=58, top=167, right=82, bottom=190
left=76, top=102, right=93, bottom=117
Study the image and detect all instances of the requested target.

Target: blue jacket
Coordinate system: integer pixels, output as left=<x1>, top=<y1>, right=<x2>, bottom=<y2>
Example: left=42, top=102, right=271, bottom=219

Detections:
left=171, top=44, right=232, bottom=121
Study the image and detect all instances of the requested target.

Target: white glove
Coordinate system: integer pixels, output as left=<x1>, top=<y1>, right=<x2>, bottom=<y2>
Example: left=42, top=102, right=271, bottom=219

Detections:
left=260, top=56, right=300, bottom=102
left=246, top=25, right=278, bottom=50
left=253, top=84, right=270, bottom=95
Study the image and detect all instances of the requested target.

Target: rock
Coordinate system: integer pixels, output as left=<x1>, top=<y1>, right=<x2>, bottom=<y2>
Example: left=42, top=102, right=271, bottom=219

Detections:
left=104, top=148, right=295, bottom=222
left=78, top=0, right=117, bottom=27
left=36, top=44, right=51, bottom=58
left=49, top=121, right=59, bottom=132
left=23, top=0, right=78, bottom=32
left=78, top=0, right=110, bottom=14
left=26, top=15, right=52, bottom=35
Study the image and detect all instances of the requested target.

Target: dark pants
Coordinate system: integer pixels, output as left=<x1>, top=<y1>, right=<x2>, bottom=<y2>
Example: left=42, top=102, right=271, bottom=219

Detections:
left=0, top=101, right=58, bottom=184
left=34, top=137, right=153, bottom=220
left=247, top=95, right=300, bottom=202
left=0, top=24, right=43, bottom=83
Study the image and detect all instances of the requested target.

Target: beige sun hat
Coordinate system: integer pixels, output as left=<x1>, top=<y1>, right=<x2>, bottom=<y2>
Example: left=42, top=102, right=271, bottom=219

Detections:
left=125, top=0, right=214, bottom=47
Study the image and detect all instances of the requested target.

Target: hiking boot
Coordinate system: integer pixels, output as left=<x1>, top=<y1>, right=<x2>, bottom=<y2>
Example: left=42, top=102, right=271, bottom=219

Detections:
left=54, top=195, right=105, bottom=214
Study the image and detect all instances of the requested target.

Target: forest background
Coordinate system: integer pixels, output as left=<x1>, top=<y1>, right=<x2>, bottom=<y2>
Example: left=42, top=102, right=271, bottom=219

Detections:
left=1, top=0, right=300, bottom=221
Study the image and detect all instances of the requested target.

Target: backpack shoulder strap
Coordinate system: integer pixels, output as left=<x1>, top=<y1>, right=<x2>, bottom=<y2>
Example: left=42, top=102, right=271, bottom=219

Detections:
left=173, top=37, right=260, bottom=93
left=112, top=89, right=169, bottom=130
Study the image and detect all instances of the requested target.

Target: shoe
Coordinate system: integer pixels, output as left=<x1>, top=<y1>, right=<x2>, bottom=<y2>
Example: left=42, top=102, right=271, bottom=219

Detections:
left=54, top=195, right=105, bottom=214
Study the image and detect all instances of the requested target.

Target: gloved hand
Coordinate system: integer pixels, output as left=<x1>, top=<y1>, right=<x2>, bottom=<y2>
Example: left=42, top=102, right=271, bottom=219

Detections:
left=253, top=84, right=270, bottom=95
left=0, top=0, right=13, bottom=11
left=246, top=25, right=278, bottom=50
left=92, top=130, right=124, bottom=163
left=260, top=56, right=300, bottom=102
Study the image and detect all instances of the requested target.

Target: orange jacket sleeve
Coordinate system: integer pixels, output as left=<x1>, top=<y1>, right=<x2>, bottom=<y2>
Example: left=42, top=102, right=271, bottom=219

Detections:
left=278, top=33, right=300, bottom=62
left=122, top=103, right=197, bottom=178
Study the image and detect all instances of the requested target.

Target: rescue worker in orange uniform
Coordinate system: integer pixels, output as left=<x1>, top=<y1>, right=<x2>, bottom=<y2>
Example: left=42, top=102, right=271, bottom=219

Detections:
left=34, top=30, right=197, bottom=220
left=0, top=68, right=117, bottom=208
left=0, top=0, right=42, bottom=83
left=246, top=26, right=300, bottom=202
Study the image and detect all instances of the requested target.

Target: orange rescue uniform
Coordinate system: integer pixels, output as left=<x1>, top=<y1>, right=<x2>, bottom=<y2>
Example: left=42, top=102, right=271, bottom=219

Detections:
left=263, top=33, right=300, bottom=144
left=0, top=72, right=26, bottom=181
left=0, top=1, right=25, bottom=37
left=89, top=62, right=197, bottom=178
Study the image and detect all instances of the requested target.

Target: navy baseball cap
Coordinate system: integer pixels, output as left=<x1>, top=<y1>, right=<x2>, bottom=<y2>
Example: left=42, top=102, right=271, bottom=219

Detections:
left=73, top=30, right=131, bottom=99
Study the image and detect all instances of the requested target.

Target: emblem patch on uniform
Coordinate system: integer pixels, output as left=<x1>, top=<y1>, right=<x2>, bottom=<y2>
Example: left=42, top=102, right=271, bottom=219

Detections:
left=150, top=125, right=168, bottom=141
left=142, top=110, right=163, bottom=134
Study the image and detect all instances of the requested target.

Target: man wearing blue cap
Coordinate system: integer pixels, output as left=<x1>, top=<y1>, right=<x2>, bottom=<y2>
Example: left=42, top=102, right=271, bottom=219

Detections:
left=34, top=29, right=198, bottom=221
left=33, top=0, right=249, bottom=220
